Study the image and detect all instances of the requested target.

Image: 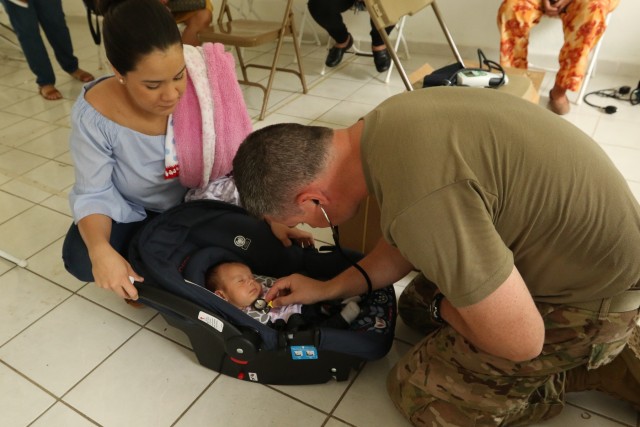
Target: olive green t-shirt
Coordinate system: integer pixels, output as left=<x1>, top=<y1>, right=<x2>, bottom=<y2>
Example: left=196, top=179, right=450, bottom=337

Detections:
left=361, top=87, right=640, bottom=307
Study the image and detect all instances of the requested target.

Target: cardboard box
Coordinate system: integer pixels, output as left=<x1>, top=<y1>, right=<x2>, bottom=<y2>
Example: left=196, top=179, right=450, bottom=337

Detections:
left=410, top=62, right=544, bottom=104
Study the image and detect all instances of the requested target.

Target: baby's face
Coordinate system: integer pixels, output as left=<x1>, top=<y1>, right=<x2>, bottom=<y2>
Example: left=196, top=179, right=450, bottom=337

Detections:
left=217, top=263, right=262, bottom=308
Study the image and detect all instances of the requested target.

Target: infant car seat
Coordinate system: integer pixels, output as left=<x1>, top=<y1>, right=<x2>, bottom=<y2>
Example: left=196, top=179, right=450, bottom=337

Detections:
left=129, top=200, right=397, bottom=385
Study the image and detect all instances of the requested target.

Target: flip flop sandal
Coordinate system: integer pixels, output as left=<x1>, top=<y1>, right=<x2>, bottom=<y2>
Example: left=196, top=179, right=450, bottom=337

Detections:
left=39, top=85, right=63, bottom=101
left=69, top=69, right=95, bottom=83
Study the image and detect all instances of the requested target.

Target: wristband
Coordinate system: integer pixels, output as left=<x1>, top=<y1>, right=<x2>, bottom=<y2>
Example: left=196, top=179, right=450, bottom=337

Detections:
left=430, top=293, right=446, bottom=324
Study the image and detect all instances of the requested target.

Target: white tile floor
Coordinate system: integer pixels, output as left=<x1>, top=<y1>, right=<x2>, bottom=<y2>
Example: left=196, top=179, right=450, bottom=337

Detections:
left=0, top=16, right=639, bottom=427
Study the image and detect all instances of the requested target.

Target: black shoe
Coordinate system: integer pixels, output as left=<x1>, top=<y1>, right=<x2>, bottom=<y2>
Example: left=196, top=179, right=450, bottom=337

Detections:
left=373, top=48, right=391, bottom=72
left=325, top=34, right=353, bottom=68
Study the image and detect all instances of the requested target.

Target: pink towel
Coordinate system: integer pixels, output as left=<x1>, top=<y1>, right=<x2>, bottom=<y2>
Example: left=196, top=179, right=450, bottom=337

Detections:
left=204, top=43, right=252, bottom=181
left=173, top=76, right=203, bottom=188
left=173, top=43, right=252, bottom=189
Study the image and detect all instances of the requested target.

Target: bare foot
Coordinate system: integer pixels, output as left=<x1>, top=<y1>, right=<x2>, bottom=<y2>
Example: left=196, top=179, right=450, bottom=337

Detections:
left=548, top=88, right=570, bottom=115
left=69, top=68, right=95, bottom=83
left=39, top=85, right=63, bottom=101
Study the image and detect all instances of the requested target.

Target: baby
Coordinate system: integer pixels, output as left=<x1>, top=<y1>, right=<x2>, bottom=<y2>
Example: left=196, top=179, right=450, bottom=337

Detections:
left=205, top=261, right=360, bottom=329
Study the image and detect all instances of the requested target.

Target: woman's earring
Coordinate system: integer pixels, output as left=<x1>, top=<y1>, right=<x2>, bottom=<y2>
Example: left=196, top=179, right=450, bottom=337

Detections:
left=119, top=78, right=125, bottom=85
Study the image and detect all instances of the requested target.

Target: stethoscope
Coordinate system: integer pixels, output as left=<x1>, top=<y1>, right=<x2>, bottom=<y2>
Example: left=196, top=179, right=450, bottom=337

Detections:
left=315, top=201, right=373, bottom=294
left=248, top=202, right=374, bottom=312
left=252, top=297, right=272, bottom=313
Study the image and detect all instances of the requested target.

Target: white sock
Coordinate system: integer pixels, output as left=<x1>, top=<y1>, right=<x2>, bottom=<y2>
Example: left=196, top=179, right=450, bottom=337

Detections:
left=340, top=301, right=361, bottom=323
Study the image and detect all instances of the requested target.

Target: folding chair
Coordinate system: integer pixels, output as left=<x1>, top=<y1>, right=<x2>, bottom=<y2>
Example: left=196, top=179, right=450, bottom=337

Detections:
left=198, top=0, right=308, bottom=120
left=364, top=0, right=464, bottom=91
left=296, top=4, right=321, bottom=47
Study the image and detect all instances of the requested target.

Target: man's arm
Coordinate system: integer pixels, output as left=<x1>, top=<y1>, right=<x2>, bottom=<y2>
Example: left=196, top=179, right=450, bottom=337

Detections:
left=440, top=265, right=544, bottom=362
left=266, top=238, right=414, bottom=306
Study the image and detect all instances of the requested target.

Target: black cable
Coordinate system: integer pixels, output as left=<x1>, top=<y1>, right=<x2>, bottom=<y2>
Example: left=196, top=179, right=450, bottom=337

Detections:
left=583, top=84, right=640, bottom=113
left=316, top=202, right=373, bottom=295
left=330, top=225, right=373, bottom=295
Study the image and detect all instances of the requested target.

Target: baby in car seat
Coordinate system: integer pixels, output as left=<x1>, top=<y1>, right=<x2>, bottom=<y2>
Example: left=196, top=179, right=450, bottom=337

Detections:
left=205, top=261, right=360, bottom=329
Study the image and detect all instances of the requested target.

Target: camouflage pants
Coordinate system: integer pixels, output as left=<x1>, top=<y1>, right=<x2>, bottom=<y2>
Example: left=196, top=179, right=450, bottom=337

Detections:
left=388, top=274, right=640, bottom=426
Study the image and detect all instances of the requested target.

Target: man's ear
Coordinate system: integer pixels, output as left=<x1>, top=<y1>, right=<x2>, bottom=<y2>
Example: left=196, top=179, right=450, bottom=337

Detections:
left=295, top=191, right=327, bottom=208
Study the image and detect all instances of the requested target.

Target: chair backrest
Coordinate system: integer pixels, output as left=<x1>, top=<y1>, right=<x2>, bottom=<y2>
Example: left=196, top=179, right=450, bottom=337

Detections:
left=217, top=0, right=295, bottom=27
left=365, top=0, right=435, bottom=26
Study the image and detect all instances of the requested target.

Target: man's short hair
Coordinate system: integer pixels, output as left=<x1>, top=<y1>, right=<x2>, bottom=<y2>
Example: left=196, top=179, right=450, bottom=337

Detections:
left=233, top=123, right=333, bottom=218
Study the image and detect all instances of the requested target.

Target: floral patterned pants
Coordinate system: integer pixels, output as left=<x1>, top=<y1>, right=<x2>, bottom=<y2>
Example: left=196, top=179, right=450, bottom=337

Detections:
left=498, top=0, right=619, bottom=92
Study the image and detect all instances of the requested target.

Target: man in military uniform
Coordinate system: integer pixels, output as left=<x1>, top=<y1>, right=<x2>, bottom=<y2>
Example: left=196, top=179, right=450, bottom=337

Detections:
left=232, top=88, right=640, bottom=425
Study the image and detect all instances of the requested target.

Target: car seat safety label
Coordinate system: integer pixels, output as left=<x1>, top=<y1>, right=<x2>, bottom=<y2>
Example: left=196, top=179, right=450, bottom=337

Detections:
left=198, top=311, right=224, bottom=332
left=291, top=346, right=318, bottom=360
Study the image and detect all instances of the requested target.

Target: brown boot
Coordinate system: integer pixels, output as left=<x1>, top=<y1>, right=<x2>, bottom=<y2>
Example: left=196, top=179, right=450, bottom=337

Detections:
left=565, top=346, right=640, bottom=410
left=398, top=273, right=442, bottom=335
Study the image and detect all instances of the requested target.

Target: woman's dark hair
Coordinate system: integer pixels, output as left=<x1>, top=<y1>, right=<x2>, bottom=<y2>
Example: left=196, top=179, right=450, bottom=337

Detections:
left=99, top=0, right=182, bottom=74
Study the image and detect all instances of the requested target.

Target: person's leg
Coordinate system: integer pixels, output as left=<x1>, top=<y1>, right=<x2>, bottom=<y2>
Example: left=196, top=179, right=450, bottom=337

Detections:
left=497, top=0, right=543, bottom=69
left=565, top=345, right=640, bottom=410
left=387, top=301, right=638, bottom=426
left=174, top=0, right=213, bottom=46
left=30, top=0, right=78, bottom=73
left=308, top=0, right=353, bottom=44
left=62, top=218, right=152, bottom=282
left=0, top=0, right=59, bottom=96
left=368, top=21, right=394, bottom=72
left=549, top=0, right=619, bottom=114
left=309, top=0, right=355, bottom=67
left=369, top=21, right=394, bottom=47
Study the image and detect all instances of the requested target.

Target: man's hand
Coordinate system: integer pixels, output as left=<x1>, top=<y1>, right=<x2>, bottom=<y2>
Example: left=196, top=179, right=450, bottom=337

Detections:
left=90, top=245, right=143, bottom=300
left=268, top=221, right=315, bottom=248
left=265, top=274, right=336, bottom=307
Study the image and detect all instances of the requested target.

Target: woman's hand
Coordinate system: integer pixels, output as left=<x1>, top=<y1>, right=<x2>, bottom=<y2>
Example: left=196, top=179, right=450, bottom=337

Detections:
left=268, top=221, right=315, bottom=248
left=90, top=244, right=143, bottom=300
left=543, top=0, right=572, bottom=16
left=265, top=274, right=337, bottom=307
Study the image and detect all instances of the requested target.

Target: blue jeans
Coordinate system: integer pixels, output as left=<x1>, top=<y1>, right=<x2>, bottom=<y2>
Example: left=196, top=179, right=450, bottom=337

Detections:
left=1, top=0, right=78, bottom=86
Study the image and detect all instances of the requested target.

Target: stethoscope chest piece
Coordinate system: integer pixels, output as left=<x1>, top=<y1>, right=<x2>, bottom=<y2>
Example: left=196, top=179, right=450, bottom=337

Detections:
left=252, top=298, right=271, bottom=313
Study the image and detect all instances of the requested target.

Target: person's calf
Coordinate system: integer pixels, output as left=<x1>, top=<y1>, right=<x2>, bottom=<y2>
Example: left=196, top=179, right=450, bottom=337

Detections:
left=182, top=10, right=212, bottom=46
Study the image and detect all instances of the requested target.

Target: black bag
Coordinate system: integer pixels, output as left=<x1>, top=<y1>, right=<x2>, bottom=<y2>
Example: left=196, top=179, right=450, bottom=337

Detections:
left=167, top=0, right=206, bottom=12
left=422, top=49, right=506, bottom=89
left=81, top=0, right=101, bottom=45
left=422, top=62, right=464, bottom=88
